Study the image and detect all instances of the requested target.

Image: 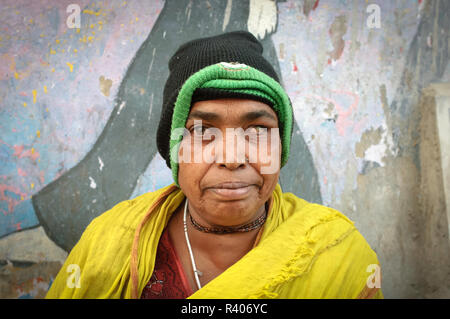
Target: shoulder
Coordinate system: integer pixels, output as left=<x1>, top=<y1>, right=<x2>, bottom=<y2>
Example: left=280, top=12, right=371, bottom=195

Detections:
left=46, top=184, right=178, bottom=298
left=66, top=184, right=178, bottom=264
left=286, top=195, right=381, bottom=298
left=279, top=190, right=355, bottom=229
left=87, top=184, right=175, bottom=235
left=279, top=193, right=382, bottom=298
left=282, top=191, right=377, bottom=261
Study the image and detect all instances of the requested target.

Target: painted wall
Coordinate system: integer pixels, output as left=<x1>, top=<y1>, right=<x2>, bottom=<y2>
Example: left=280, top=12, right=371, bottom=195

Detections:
left=0, top=0, right=449, bottom=298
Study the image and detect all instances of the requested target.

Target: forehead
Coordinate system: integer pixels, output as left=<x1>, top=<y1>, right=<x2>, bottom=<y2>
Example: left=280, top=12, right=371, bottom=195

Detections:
left=188, top=98, right=278, bottom=122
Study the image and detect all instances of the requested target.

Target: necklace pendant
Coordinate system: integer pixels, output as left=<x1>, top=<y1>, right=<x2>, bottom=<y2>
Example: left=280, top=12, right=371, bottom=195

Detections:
left=195, top=269, right=203, bottom=277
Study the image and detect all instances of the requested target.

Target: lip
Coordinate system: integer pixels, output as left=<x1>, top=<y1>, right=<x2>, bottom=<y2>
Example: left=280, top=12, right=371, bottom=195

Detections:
left=209, top=182, right=251, bottom=189
left=206, top=182, right=256, bottom=199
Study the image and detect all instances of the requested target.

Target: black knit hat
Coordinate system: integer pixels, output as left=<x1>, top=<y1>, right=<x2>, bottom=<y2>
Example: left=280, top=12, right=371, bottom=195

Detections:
left=156, top=31, right=284, bottom=169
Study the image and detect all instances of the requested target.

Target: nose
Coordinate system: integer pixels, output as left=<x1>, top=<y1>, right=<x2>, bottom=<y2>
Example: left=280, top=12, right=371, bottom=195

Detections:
left=219, top=159, right=246, bottom=170
left=217, top=129, right=248, bottom=170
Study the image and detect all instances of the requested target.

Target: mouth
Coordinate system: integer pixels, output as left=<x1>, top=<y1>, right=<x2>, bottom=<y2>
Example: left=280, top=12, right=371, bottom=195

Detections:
left=206, top=182, right=257, bottom=199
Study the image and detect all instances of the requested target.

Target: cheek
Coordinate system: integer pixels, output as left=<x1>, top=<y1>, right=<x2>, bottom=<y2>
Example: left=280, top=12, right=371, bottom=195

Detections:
left=261, top=168, right=280, bottom=191
left=178, top=161, right=209, bottom=199
left=178, top=162, right=198, bottom=187
left=249, top=135, right=282, bottom=173
left=249, top=136, right=281, bottom=195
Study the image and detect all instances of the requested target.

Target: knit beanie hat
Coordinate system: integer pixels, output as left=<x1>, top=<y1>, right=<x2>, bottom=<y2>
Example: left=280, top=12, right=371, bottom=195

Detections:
left=156, top=31, right=294, bottom=185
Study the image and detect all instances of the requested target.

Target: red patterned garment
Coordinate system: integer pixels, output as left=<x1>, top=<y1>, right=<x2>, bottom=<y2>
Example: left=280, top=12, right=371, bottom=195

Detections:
left=140, top=228, right=193, bottom=299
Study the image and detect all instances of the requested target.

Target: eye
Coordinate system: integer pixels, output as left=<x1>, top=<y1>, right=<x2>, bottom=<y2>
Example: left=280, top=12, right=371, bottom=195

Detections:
left=247, top=125, right=268, bottom=135
left=190, top=124, right=207, bottom=136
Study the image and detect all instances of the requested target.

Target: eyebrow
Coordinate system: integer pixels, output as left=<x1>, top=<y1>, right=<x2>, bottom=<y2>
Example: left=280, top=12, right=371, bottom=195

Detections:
left=187, top=109, right=277, bottom=122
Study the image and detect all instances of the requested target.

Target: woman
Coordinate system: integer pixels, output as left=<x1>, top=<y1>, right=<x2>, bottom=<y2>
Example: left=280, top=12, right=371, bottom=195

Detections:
left=46, top=31, right=383, bottom=299
left=32, top=0, right=321, bottom=253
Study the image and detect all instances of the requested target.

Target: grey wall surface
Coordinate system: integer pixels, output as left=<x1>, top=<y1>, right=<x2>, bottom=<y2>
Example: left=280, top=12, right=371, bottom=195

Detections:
left=0, top=0, right=449, bottom=298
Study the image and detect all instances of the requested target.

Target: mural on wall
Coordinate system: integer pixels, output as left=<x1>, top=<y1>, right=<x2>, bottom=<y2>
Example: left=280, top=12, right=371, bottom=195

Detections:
left=0, top=0, right=449, bottom=298
left=31, top=0, right=322, bottom=253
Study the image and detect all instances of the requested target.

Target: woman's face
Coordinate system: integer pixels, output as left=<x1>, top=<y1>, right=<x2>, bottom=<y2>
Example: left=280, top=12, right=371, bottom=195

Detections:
left=177, top=98, right=281, bottom=227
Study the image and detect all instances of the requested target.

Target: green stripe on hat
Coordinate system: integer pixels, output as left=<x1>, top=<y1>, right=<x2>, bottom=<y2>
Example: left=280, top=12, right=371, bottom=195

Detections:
left=169, top=62, right=293, bottom=186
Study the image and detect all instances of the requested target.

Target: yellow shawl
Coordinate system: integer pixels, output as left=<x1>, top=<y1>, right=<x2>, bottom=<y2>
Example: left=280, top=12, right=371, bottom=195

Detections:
left=46, top=183, right=383, bottom=299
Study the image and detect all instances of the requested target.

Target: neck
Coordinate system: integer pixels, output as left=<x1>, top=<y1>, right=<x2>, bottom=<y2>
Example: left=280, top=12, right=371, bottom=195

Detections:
left=189, top=208, right=267, bottom=234
left=178, top=200, right=266, bottom=270
left=189, top=222, right=261, bottom=269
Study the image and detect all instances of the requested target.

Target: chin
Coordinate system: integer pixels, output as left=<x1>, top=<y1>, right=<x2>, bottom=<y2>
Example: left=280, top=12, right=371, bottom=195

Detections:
left=206, top=199, right=260, bottom=226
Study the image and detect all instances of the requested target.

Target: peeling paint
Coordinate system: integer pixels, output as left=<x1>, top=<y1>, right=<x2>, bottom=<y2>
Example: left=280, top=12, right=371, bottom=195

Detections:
left=89, top=176, right=97, bottom=189
left=328, top=15, right=347, bottom=63
left=99, top=75, right=113, bottom=97
left=98, top=156, right=104, bottom=171
left=355, top=127, right=383, bottom=159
